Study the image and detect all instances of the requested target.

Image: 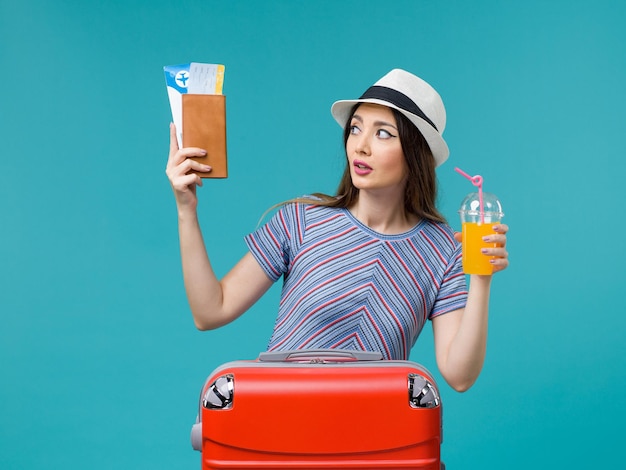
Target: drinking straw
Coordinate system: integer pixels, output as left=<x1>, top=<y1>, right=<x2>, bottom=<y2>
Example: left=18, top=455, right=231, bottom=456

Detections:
left=455, top=167, right=484, bottom=223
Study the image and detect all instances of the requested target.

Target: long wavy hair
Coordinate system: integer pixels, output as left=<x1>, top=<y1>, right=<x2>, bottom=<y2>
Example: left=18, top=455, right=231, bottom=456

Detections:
left=290, top=104, right=446, bottom=225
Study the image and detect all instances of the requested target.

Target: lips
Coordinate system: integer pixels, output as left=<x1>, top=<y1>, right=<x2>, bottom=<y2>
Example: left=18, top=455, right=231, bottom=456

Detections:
left=353, top=159, right=372, bottom=175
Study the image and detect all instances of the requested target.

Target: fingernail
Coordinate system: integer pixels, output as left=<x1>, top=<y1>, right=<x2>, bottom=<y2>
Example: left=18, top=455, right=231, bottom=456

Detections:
left=481, top=248, right=489, bottom=254
left=204, top=165, right=212, bottom=171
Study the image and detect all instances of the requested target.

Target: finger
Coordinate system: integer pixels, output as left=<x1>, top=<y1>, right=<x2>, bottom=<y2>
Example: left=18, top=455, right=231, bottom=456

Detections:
left=178, top=147, right=208, bottom=159
left=167, top=122, right=209, bottom=169
left=454, top=232, right=462, bottom=243
left=165, top=158, right=212, bottom=186
left=166, top=129, right=189, bottom=171
left=167, top=147, right=209, bottom=173
left=482, top=233, right=507, bottom=246
left=171, top=172, right=203, bottom=192
left=490, top=257, right=509, bottom=273
left=175, top=157, right=212, bottom=176
left=481, top=247, right=508, bottom=258
left=188, top=160, right=212, bottom=174
left=493, top=223, right=509, bottom=234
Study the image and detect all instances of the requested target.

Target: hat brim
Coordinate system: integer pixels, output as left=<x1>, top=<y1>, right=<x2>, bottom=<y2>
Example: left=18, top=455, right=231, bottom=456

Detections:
left=331, top=98, right=449, bottom=167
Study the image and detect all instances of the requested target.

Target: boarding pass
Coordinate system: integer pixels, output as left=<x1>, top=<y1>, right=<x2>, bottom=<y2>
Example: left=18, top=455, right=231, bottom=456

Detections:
left=164, top=62, right=225, bottom=147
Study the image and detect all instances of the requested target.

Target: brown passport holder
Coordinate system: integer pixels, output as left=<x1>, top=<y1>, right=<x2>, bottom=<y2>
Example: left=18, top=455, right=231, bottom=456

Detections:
left=182, top=94, right=228, bottom=178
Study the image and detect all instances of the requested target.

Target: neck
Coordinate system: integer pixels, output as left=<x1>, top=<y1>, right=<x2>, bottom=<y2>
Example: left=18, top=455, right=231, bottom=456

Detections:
left=349, top=191, right=418, bottom=235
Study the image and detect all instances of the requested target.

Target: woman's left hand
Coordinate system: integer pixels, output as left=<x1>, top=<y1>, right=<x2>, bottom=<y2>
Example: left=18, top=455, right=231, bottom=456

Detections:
left=454, top=224, right=509, bottom=273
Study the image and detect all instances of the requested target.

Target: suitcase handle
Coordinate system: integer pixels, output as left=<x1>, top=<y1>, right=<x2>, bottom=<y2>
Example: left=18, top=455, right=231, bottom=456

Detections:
left=258, top=349, right=383, bottom=363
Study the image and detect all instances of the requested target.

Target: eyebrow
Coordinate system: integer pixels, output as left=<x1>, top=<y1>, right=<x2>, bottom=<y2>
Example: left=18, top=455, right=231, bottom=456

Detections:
left=351, top=113, right=398, bottom=130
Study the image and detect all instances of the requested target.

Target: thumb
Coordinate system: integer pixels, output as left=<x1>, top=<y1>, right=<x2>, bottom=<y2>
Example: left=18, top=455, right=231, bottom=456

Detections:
left=169, top=122, right=180, bottom=154
left=454, top=231, right=462, bottom=243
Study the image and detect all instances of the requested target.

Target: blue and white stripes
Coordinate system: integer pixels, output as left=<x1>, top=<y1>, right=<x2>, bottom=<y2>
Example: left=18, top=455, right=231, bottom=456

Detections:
left=245, top=203, right=467, bottom=360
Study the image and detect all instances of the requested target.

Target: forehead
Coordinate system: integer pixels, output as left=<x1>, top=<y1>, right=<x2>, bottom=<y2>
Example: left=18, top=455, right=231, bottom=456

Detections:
left=353, top=103, right=397, bottom=123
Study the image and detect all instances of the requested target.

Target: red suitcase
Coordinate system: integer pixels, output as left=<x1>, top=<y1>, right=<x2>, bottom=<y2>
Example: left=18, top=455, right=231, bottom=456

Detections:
left=191, top=349, right=443, bottom=469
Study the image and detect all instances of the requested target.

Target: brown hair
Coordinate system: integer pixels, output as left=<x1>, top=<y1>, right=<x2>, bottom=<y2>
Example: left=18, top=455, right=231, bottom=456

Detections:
left=292, top=104, right=447, bottom=224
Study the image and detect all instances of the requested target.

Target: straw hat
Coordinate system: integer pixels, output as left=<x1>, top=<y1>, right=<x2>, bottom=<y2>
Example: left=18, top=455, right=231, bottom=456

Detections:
left=331, top=69, right=449, bottom=167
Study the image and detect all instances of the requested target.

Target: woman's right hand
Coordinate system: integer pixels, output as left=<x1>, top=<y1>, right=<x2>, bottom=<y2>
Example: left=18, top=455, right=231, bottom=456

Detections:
left=165, top=123, right=213, bottom=211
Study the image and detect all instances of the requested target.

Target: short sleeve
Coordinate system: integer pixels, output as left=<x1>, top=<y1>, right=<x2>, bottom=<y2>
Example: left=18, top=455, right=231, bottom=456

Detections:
left=429, top=243, right=468, bottom=319
left=244, top=204, right=301, bottom=282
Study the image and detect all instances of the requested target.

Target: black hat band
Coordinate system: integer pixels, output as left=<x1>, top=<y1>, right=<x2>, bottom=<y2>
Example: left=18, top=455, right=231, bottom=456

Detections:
left=359, top=85, right=438, bottom=132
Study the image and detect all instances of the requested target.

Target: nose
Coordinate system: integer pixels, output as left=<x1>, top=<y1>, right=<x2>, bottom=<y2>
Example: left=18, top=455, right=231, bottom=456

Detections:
left=354, top=133, right=371, bottom=156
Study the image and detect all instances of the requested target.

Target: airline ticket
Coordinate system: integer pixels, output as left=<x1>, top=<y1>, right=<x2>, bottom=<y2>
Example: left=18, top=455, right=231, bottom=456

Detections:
left=164, top=62, right=225, bottom=147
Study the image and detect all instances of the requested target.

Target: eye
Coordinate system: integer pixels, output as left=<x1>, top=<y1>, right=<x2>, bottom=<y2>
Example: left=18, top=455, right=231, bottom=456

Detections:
left=377, top=128, right=396, bottom=139
left=349, top=124, right=361, bottom=135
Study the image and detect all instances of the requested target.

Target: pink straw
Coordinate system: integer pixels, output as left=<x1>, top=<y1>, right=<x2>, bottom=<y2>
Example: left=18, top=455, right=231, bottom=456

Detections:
left=455, top=167, right=484, bottom=223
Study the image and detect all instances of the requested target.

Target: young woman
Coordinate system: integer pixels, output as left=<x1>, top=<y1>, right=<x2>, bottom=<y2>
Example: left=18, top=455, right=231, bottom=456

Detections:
left=166, top=69, right=509, bottom=392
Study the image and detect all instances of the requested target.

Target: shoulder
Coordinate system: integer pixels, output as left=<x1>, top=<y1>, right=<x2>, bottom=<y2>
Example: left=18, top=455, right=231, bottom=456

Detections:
left=281, top=197, right=343, bottom=219
left=263, top=200, right=338, bottom=245
left=416, top=220, right=460, bottom=251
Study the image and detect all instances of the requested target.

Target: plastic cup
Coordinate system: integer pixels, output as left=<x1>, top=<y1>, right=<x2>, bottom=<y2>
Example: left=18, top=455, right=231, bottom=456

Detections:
left=459, top=192, right=504, bottom=275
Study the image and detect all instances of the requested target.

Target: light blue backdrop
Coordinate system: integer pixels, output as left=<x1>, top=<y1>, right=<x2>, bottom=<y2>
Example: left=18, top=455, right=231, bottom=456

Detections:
left=1, top=0, right=624, bottom=468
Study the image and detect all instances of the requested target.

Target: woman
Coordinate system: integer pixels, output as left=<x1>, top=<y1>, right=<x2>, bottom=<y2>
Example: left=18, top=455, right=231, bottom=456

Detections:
left=166, top=69, right=509, bottom=392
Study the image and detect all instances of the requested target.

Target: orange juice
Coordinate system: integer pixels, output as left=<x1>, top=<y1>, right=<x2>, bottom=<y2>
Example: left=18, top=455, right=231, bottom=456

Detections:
left=462, top=222, right=498, bottom=275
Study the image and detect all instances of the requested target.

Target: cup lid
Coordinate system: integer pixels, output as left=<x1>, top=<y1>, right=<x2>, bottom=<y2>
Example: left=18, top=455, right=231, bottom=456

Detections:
left=458, top=192, right=504, bottom=217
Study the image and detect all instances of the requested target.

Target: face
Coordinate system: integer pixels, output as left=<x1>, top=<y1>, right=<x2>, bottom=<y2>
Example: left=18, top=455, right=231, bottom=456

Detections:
left=346, top=103, right=408, bottom=196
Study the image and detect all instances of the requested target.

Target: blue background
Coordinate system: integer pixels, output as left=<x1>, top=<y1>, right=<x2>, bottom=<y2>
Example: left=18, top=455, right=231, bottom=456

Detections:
left=1, top=0, right=625, bottom=468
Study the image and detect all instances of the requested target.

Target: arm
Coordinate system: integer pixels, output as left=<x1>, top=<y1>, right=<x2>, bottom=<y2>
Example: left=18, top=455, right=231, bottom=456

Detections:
left=166, top=123, right=273, bottom=330
left=432, top=224, right=509, bottom=392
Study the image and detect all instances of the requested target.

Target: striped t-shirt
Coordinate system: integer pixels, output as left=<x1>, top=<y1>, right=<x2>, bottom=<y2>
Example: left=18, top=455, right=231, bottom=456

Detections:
left=245, top=203, right=467, bottom=360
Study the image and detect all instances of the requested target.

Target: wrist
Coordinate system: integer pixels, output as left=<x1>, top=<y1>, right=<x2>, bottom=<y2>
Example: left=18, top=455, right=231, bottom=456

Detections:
left=177, top=205, right=199, bottom=223
left=468, top=274, right=492, bottom=289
